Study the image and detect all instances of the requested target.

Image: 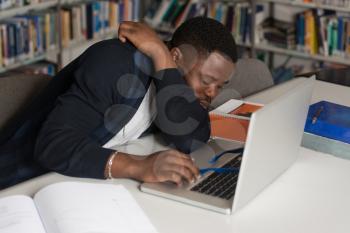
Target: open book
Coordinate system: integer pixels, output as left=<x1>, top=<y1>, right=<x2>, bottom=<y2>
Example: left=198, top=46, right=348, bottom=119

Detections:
left=0, top=182, right=158, bottom=233
left=210, top=99, right=263, bottom=142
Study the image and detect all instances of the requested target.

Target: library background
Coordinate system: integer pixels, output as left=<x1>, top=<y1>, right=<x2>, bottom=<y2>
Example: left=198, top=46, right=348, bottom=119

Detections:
left=1, top=0, right=350, bottom=86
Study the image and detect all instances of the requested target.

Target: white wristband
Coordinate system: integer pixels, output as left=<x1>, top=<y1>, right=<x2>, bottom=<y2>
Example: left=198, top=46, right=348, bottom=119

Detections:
left=107, top=151, right=118, bottom=179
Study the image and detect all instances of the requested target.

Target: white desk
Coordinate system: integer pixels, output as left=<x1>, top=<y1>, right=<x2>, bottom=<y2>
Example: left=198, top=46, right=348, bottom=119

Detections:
left=246, top=77, right=350, bottom=107
left=1, top=78, right=350, bottom=233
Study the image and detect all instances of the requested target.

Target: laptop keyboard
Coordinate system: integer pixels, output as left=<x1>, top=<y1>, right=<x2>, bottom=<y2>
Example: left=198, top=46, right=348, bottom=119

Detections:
left=190, top=156, right=242, bottom=200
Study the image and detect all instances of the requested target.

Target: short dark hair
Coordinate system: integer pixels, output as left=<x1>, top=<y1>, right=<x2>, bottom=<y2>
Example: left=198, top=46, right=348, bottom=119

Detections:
left=169, top=17, right=237, bottom=63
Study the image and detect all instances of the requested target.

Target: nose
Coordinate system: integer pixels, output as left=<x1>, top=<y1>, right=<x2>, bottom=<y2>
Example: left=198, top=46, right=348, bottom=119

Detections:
left=205, top=85, right=219, bottom=99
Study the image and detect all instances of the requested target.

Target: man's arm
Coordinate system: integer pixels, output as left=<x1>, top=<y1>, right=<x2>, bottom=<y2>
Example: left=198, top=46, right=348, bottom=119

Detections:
left=35, top=39, right=201, bottom=185
left=118, top=22, right=211, bottom=153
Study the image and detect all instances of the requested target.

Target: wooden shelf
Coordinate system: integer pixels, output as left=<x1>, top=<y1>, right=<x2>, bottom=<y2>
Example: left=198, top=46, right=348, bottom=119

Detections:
left=255, top=43, right=350, bottom=65
left=261, top=0, right=350, bottom=13
left=0, top=0, right=58, bottom=20
left=0, top=48, right=58, bottom=74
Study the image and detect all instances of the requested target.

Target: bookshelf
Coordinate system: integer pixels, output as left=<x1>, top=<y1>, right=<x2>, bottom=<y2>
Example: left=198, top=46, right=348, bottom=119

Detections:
left=2, top=0, right=349, bottom=75
left=253, top=0, right=350, bottom=70
left=0, top=0, right=145, bottom=74
left=144, top=0, right=350, bottom=74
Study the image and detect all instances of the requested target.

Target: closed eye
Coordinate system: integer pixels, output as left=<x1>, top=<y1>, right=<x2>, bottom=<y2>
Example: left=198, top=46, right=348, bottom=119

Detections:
left=201, top=77, right=212, bottom=86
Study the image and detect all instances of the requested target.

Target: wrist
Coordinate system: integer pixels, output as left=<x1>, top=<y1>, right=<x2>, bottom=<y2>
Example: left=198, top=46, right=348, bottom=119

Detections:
left=104, top=151, right=118, bottom=179
left=110, top=152, right=145, bottom=181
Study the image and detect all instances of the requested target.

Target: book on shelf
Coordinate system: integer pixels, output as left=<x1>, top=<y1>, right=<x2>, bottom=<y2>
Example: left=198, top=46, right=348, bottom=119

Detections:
left=304, top=10, right=318, bottom=55
left=59, top=0, right=141, bottom=48
left=144, top=0, right=255, bottom=45
left=0, top=181, right=158, bottom=233
left=210, top=99, right=263, bottom=142
left=0, top=11, right=57, bottom=68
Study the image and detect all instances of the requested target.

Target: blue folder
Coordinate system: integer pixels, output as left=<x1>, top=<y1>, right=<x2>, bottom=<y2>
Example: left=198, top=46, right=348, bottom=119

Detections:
left=304, top=101, right=350, bottom=144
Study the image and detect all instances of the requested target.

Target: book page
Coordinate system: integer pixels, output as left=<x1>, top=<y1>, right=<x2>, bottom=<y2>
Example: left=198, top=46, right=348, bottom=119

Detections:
left=0, top=195, right=46, bottom=233
left=211, top=99, right=244, bottom=114
left=33, top=182, right=157, bottom=233
left=229, top=103, right=263, bottom=118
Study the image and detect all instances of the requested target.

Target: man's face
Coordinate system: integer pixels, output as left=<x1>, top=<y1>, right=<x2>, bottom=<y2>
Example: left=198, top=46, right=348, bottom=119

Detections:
left=172, top=48, right=235, bottom=109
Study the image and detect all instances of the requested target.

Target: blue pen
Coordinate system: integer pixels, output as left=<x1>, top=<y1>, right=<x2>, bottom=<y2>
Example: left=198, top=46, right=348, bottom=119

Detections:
left=199, top=167, right=240, bottom=176
left=208, top=147, right=244, bottom=164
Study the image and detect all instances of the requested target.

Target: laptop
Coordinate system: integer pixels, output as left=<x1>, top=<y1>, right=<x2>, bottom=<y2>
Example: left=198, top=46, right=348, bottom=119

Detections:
left=140, top=77, right=315, bottom=214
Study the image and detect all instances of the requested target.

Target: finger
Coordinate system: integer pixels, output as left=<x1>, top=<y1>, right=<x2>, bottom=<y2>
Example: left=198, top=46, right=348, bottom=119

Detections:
left=118, top=27, right=131, bottom=40
left=169, top=152, right=200, bottom=180
left=164, top=163, right=195, bottom=184
left=117, top=25, right=126, bottom=42
left=166, top=150, right=192, bottom=161
left=162, top=170, right=183, bottom=186
left=118, top=23, right=135, bottom=41
left=119, top=21, right=135, bottom=28
left=119, top=21, right=138, bottom=33
left=119, top=36, right=126, bottom=43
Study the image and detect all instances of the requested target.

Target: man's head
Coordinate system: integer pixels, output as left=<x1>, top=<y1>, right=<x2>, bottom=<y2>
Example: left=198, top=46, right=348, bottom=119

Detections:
left=168, top=17, right=237, bottom=109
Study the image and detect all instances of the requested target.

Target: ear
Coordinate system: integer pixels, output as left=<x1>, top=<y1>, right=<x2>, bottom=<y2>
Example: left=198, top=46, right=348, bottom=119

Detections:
left=169, top=47, right=183, bottom=64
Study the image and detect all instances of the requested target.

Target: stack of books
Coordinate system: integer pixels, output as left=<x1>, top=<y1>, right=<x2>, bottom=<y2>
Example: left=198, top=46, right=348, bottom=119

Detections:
left=144, top=0, right=254, bottom=44
left=258, top=17, right=296, bottom=50
left=303, top=100, right=350, bottom=160
left=0, top=11, right=57, bottom=68
left=60, top=0, right=141, bottom=48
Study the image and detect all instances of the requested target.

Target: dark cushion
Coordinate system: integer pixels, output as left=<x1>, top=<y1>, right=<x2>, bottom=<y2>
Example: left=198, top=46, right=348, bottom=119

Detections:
left=0, top=57, right=80, bottom=190
left=211, top=58, right=274, bottom=108
left=0, top=74, right=51, bottom=189
left=0, top=74, right=51, bottom=129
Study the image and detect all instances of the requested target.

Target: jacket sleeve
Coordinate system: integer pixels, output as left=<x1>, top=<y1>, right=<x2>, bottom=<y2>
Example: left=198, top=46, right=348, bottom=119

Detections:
left=152, top=68, right=211, bottom=154
left=34, top=41, right=131, bottom=179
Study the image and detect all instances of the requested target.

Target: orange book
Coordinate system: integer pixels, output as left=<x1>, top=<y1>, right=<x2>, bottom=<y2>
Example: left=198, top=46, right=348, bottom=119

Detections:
left=230, top=103, right=262, bottom=116
left=109, top=2, right=117, bottom=28
left=210, top=115, right=250, bottom=142
left=60, top=10, right=71, bottom=48
left=209, top=100, right=263, bottom=142
left=123, top=0, right=129, bottom=21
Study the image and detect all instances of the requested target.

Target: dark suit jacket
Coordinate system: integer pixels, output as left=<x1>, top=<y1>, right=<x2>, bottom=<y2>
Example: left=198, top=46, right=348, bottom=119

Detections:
left=33, top=39, right=210, bottom=179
